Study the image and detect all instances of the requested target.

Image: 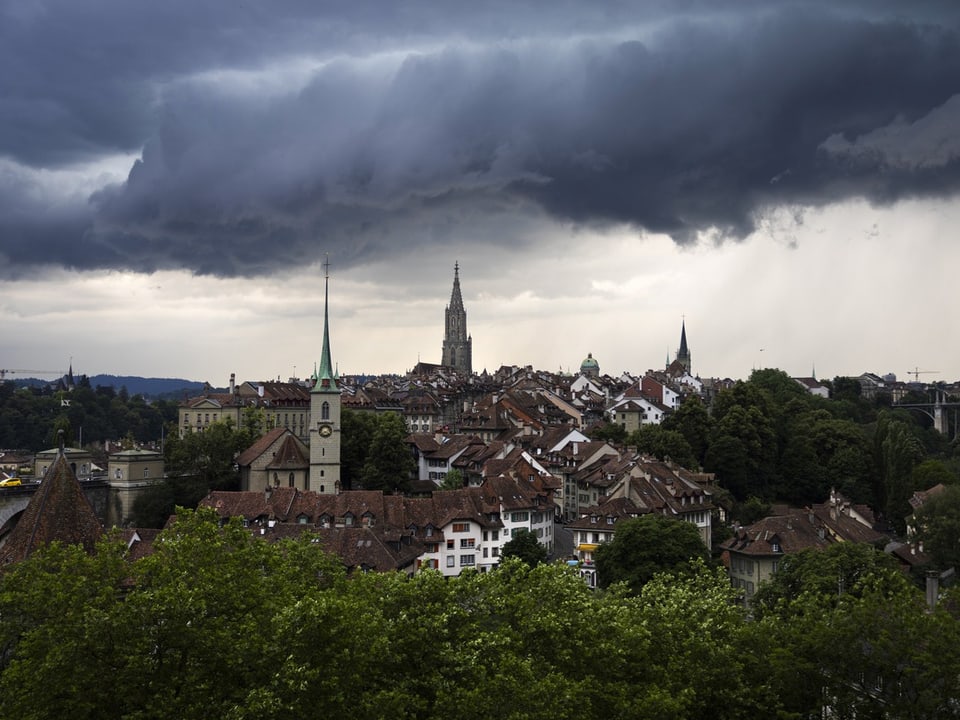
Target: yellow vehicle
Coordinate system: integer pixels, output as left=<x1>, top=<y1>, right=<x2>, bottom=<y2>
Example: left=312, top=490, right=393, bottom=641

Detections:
left=0, top=478, right=22, bottom=487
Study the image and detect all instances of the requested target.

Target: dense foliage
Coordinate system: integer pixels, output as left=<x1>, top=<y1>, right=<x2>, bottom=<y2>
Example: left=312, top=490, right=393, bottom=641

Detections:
left=0, top=378, right=179, bottom=452
left=594, top=514, right=710, bottom=593
left=0, top=510, right=957, bottom=719
left=611, top=370, right=959, bottom=531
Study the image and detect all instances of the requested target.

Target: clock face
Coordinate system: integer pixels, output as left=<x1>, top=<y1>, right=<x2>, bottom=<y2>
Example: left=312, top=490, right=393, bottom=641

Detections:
left=319, top=424, right=332, bottom=437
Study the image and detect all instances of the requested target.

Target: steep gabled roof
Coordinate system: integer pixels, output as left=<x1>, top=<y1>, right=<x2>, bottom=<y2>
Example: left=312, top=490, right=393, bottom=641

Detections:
left=236, top=427, right=289, bottom=468
left=0, top=452, right=103, bottom=565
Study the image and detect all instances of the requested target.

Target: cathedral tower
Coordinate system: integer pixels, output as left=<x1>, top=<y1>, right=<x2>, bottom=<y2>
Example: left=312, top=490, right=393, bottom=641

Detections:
left=441, top=262, right=472, bottom=375
left=310, top=258, right=340, bottom=494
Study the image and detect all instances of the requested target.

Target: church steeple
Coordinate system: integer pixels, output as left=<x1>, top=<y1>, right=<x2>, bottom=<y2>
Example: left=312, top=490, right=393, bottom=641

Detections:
left=310, top=256, right=340, bottom=494
left=676, top=318, right=691, bottom=374
left=313, top=256, right=337, bottom=393
left=441, top=262, right=472, bottom=375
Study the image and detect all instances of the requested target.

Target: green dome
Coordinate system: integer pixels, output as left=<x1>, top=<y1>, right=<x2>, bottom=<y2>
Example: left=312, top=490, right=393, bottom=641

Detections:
left=580, top=353, right=599, bottom=372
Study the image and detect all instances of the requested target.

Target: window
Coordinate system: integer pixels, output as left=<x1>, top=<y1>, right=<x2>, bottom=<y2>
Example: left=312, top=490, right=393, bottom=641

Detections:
left=115, top=469, right=122, bottom=479
left=460, top=555, right=475, bottom=567
left=482, top=531, right=488, bottom=541
left=452, top=522, right=470, bottom=533
left=492, top=530, right=499, bottom=541
left=344, top=513, right=354, bottom=526
left=460, top=538, right=475, bottom=549
left=446, top=556, right=455, bottom=568
left=492, top=547, right=499, bottom=557
left=321, top=401, right=330, bottom=420
left=447, top=539, right=454, bottom=549
left=510, top=511, right=529, bottom=523
left=483, top=548, right=488, bottom=558
left=143, top=468, right=149, bottom=479
left=288, top=472, right=295, bottom=488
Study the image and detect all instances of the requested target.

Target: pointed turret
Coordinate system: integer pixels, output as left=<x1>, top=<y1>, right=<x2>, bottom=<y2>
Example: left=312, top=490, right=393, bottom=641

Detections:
left=0, top=443, right=103, bottom=566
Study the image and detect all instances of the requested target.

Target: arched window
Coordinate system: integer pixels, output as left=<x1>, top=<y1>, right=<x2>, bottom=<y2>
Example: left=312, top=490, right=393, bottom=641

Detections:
left=288, top=472, right=295, bottom=488
left=321, top=401, right=330, bottom=420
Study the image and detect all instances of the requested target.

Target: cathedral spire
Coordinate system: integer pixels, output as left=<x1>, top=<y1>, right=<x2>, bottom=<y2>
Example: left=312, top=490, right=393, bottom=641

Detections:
left=449, top=261, right=465, bottom=312
left=313, top=255, right=337, bottom=393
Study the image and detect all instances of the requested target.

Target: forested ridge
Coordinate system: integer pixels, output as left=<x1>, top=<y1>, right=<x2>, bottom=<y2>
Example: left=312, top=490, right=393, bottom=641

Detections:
left=0, top=509, right=957, bottom=719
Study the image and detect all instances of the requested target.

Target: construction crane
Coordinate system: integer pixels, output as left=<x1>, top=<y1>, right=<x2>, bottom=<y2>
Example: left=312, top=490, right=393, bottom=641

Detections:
left=907, top=368, right=940, bottom=382
left=0, top=369, right=66, bottom=381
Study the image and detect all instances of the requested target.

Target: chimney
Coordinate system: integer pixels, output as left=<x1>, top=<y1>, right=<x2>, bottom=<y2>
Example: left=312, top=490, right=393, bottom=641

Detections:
left=926, top=571, right=940, bottom=611
left=229, top=373, right=236, bottom=395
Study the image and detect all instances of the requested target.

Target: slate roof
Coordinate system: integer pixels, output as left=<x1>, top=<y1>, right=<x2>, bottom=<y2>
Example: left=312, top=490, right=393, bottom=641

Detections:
left=265, top=434, right=309, bottom=470
left=722, top=513, right=830, bottom=557
left=236, top=427, right=289, bottom=468
left=0, top=451, right=103, bottom=566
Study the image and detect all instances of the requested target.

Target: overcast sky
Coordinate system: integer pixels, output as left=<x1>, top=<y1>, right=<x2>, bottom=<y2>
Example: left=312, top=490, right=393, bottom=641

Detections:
left=2, top=1, right=960, bottom=385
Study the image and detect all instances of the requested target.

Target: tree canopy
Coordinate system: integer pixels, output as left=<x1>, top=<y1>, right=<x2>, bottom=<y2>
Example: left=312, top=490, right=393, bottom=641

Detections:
left=500, top=528, right=547, bottom=567
left=594, top=514, right=710, bottom=594
left=0, top=512, right=958, bottom=720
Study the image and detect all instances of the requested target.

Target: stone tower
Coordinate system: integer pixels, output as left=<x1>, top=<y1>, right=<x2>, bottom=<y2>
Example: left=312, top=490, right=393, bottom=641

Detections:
left=441, top=262, right=472, bottom=375
left=676, top=319, right=692, bottom=374
left=310, top=258, right=341, bottom=494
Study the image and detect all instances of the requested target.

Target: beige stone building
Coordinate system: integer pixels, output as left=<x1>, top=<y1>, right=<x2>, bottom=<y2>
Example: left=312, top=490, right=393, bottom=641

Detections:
left=107, top=449, right=165, bottom=527
left=34, top=447, right=98, bottom=481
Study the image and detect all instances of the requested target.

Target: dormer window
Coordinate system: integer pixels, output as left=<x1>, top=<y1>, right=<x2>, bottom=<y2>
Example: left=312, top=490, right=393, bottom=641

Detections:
left=344, top=513, right=354, bottom=526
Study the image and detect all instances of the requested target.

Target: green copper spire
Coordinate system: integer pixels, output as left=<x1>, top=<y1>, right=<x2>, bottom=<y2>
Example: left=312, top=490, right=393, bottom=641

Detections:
left=313, top=256, right=338, bottom=393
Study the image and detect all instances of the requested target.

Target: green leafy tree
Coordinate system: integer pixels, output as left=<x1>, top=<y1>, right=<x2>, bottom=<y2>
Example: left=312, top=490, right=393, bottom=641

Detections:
left=439, top=467, right=464, bottom=490
left=910, top=459, right=958, bottom=490
left=875, top=412, right=926, bottom=533
left=360, top=412, right=415, bottom=493
left=595, top=514, right=709, bottom=594
left=133, top=420, right=250, bottom=526
left=913, top=484, right=960, bottom=570
left=340, top=409, right=377, bottom=490
left=760, top=554, right=960, bottom=719
left=500, top=528, right=547, bottom=567
left=752, top=542, right=901, bottom=620
left=626, top=424, right=698, bottom=469
left=589, top=422, right=627, bottom=444
left=662, top=395, right=712, bottom=466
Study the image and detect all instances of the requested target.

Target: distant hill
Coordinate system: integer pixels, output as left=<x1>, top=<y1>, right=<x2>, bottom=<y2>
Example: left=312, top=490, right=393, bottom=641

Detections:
left=87, top=375, right=209, bottom=399
left=11, top=374, right=210, bottom=400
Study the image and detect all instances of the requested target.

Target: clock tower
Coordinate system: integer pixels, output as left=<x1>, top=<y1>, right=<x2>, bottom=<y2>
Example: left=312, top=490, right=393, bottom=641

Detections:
left=310, top=257, right=341, bottom=493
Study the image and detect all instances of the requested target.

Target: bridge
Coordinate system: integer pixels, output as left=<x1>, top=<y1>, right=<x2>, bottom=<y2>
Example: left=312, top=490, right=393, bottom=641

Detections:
left=0, top=479, right=110, bottom=534
left=894, top=388, right=960, bottom=438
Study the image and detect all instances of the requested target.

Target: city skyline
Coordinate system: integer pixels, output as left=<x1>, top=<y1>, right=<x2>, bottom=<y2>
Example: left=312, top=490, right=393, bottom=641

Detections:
left=2, top=2, right=960, bottom=383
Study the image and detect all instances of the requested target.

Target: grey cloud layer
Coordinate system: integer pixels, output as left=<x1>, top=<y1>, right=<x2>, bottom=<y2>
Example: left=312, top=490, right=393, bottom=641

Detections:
left=2, top=1, right=959, bottom=276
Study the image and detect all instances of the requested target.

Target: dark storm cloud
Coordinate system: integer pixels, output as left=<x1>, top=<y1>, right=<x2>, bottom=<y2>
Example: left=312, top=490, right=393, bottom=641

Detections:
left=2, top=1, right=960, bottom=277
